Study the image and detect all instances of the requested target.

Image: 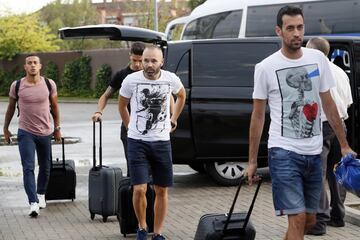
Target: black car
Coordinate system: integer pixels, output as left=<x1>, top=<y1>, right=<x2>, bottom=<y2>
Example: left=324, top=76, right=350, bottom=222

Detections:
left=59, top=25, right=360, bottom=185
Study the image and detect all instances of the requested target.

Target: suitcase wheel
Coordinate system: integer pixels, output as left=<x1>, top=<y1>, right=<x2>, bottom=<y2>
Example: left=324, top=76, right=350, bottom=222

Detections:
left=90, top=212, right=95, bottom=220
left=102, top=216, right=108, bottom=222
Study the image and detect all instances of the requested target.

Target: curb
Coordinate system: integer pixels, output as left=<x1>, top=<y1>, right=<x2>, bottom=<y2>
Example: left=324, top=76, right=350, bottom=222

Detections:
left=345, top=202, right=360, bottom=227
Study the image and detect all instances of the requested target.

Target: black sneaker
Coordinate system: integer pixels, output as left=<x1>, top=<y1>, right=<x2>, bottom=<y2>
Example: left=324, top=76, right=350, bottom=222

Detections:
left=306, top=222, right=326, bottom=236
left=136, top=228, right=148, bottom=240
left=327, top=219, right=345, bottom=227
left=152, top=234, right=166, bottom=240
left=306, top=229, right=326, bottom=236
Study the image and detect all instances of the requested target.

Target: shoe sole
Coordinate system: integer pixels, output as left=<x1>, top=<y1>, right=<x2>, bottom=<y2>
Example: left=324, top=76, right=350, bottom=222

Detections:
left=306, top=232, right=325, bottom=236
left=327, top=223, right=345, bottom=227
left=29, top=211, right=39, bottom=217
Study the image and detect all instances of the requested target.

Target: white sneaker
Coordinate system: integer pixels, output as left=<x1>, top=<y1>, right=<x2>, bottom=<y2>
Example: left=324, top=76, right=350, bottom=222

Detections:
left=38, top=194, right=46, bottom=209
left=29, top=202, right=39, bottom=217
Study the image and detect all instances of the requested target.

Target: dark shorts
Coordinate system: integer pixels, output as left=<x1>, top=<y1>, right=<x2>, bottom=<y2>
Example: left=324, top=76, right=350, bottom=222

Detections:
left=127, top=138, right=173, bottom=187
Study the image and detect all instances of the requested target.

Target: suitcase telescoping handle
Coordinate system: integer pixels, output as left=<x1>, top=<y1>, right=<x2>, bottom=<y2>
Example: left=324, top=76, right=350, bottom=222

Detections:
left=61, top=137, right=66, bottom=169
left=92, top=121, right=102, bottom=168
left=50, top=137, right=66, bottom=169
left=222, top=176, right=263, bottom=234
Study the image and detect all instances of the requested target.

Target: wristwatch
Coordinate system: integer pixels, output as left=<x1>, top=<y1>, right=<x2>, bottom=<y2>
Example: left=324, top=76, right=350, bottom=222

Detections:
left=54, top=126, right=61, bottom=131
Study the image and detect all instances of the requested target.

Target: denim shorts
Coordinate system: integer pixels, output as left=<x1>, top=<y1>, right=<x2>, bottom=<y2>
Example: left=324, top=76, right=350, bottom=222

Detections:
left=127, top=138, right=173, bottom=187
left=268, top=147, right=322, bottom=216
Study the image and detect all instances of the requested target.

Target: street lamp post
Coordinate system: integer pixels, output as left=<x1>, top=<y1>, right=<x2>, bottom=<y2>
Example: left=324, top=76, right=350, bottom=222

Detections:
left=154, top=0, right=158, bottom=31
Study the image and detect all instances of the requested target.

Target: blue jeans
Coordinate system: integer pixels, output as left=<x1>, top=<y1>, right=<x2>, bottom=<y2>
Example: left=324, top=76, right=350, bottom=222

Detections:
left=268, top=147, right=322, bottom=216
left=17, top=129, right=52, bottom=204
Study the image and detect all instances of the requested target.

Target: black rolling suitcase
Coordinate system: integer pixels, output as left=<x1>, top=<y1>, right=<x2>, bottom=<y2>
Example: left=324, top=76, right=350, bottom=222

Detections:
left=46, top=137, right=76, bottom=201
left=89, top=121, right=123, bottom=222
left=194, top=177, right=262, bottom=240
left=117, top=177, right=155, bottom=237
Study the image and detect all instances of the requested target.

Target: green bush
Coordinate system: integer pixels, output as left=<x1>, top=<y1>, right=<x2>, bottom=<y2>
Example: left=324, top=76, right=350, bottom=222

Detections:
left=0, top=68, right=25, bottom=96
left=0, top=69, right=13, bottom=96
left=61, top=56, right=92, bottom=97
left=94, top=64, right=112, bottom=98
left=43, top=61, right=59, bottom=86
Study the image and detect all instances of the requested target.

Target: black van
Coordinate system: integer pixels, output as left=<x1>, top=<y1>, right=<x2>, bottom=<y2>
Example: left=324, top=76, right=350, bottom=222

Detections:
left=59, top=25, right=360, bottom=185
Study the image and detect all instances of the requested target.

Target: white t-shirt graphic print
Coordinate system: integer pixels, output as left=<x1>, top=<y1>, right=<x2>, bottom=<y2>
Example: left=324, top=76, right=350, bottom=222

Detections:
left=120, top=70, right=183, bottom=141
left=253, top=47, right=335, bottom=155
left=135, top=83, right=169, bottom=135
left=276, top=64, right=321, bottom=139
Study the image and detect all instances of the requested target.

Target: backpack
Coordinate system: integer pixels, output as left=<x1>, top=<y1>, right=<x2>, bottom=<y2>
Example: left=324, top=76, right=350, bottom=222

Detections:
left=15, top=77, right=53, bottom=117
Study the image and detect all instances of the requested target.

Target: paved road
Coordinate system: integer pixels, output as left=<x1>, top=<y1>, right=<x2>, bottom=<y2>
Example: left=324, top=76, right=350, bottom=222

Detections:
left=1, top=101, right=359, bottom=239
left=0, top=101, right=123, bottom=176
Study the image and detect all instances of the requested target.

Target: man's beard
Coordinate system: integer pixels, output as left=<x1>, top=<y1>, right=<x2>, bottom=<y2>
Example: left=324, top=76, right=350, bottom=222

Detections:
left=144, top=67, right=160, bottom=79
left=286, top=39, right=303, bottom=51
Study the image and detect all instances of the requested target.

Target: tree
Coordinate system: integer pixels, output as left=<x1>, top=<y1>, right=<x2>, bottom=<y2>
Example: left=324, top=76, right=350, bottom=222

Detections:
left=0, top=14, right=59, bottom=60
left=40, top=0, right=115, bottom=50
left=188, top=0, right=206, bottom=10
left=125, top=0, right=189, bottom=33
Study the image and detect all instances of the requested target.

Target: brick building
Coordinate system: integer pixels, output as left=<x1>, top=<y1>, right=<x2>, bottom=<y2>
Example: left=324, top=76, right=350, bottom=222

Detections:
left=93, top=0, right=190, bottom=26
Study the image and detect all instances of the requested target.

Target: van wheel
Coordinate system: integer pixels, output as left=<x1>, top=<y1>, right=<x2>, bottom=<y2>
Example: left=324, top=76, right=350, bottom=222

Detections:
left=188, top=163, right=206, bottom=173
left=205, top=162, right=247, bottom=186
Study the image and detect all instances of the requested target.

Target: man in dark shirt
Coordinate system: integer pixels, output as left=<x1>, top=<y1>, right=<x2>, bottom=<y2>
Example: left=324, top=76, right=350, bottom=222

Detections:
left=92, top=42, right=145, bottom=175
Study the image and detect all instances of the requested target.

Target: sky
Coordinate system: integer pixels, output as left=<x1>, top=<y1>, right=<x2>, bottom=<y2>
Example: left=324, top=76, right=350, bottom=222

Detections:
left=0, top=0, right=173, bottom=16
left=0, top=0, right=56, bottom=16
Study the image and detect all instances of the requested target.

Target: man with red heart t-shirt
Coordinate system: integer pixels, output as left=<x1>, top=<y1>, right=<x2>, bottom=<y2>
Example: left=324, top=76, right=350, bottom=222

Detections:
left=247, top=6, right=356, bottom=240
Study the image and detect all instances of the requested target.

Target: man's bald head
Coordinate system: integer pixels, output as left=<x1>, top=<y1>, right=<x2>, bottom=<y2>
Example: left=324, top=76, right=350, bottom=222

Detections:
left=306, top=37, right=330, bottom=56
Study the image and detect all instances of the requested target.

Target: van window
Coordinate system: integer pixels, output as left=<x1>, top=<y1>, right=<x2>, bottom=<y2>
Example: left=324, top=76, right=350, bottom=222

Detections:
left=167, top=24, right=185, bottom=41
left=303, top=0, right=360, bottom=35
left=193, top=42, right=279, bottom=87
left=246, top=0, right=360, bottom=37
left=246, top=4, right=290, bottom=37
left=183, top=10, right=242, bottom=40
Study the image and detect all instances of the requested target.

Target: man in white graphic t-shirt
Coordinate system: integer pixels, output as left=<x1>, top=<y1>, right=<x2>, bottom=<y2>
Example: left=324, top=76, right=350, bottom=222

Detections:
left=246, top=5, right=356, bottom=240
left=119, top=45, right=186, bottom=240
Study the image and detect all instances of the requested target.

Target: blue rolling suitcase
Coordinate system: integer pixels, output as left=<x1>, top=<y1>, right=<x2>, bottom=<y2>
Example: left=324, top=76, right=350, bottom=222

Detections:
left=88, top=121, right=123, bottom=222
left=194, top=177, right=262, bottom=240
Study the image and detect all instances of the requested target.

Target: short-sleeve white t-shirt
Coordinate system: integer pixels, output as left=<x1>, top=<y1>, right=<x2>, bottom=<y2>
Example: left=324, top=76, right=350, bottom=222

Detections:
left=120, top=70, right=183, bottom=141
left=253, top=47, right=335, bottom=155
left=321, top=61, right=353, bottom=121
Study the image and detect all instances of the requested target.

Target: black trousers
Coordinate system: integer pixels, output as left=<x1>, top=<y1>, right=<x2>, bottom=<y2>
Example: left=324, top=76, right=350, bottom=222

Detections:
left=315, top=121, right=347, bottom=227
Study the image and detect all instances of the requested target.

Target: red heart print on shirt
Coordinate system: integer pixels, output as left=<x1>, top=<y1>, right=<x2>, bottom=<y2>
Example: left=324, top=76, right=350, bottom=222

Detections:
left=303, top=102, right=318, bottom=122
